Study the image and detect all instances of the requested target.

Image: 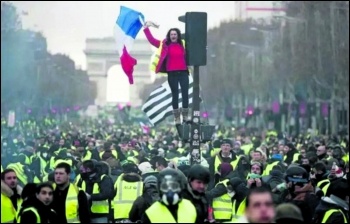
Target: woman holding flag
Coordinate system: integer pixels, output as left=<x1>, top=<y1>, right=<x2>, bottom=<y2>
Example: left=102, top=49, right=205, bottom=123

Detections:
left=143, top=21, right=190, bottom=125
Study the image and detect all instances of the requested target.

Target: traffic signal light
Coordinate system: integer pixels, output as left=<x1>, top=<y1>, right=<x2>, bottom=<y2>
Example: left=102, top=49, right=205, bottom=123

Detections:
left=178, top=12, right=207, bottom=66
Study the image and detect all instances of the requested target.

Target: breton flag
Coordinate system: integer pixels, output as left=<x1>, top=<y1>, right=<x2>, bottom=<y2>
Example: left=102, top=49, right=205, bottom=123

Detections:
left=142, top=75, right=195, bottom=126
left=114, top=6, right=145, bottom=84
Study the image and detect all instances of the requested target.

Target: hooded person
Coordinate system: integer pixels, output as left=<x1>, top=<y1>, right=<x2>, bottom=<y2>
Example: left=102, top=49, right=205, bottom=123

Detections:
left=113, top=160, right=143, bottom=222
left=182, top=164, right=211, bottom=223
left=281, top=165, right=320, bottom=223
left=142, top=168, right=197, bottom=223
left=75, top=159, right=115, bottom=223
left=129, top=175, right=160, bottom=222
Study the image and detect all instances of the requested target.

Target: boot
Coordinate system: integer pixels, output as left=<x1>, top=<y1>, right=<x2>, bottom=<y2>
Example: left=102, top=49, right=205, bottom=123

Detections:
left=182, top=108, right=189, bottom=123
left=173, top=109, right=181, bottom=125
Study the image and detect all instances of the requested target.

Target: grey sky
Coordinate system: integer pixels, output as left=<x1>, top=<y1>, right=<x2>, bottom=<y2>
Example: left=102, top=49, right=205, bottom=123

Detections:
left=12, top=1, right=240, bottom=70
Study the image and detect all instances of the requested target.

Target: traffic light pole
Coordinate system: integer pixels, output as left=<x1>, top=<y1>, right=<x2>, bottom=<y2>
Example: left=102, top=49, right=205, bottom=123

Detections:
left=190, top=65, right=201, bottom=165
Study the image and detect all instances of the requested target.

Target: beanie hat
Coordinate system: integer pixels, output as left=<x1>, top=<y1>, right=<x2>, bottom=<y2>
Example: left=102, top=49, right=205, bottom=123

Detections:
left=144, top=175, right=158, bottom=188
left=275, top=203, right=303, bottom=222
left=221, top=139, right=233, bottom=147
left=219, top=163, right=233, bottom=177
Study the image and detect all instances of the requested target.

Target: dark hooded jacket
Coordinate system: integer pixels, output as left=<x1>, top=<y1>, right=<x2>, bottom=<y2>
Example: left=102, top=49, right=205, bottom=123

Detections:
left=129, top=176, right=159, bottom=222
left=17, top=196, right=59, bottom=223
left=313, top=195, right=349, bottom=223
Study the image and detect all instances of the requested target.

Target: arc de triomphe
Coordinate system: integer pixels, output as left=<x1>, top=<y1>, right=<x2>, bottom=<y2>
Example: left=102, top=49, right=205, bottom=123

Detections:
left=84, top=38, right=153, bottom=106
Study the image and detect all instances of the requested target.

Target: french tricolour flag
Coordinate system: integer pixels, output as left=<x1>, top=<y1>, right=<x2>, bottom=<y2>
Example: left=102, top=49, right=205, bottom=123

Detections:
left=114, top=6, right=145, bottom=84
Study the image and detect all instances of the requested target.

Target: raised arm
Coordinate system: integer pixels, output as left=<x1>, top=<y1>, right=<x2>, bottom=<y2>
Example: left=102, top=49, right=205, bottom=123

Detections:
left=143, top=24, right=161, bottom=48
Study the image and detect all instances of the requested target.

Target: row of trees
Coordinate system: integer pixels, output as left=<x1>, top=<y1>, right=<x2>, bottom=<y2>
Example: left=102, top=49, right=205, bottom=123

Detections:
left=140, top=1, right=348, bottom=134
left=1, top=2, right=96, bottom=118
left=196, top=1, right=348, bottom=134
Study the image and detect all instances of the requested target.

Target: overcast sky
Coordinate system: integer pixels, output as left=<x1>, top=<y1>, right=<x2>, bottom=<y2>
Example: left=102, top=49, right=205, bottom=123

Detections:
left=12, top=1, right=244, bottom=70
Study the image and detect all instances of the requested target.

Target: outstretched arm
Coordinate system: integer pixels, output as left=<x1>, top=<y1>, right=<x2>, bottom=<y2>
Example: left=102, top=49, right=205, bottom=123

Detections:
left=143, top=22, right=161, bottom=48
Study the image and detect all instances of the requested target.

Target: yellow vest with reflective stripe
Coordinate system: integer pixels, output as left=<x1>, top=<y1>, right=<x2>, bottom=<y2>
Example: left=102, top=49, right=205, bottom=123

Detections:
left=211, top=148, right=221, bottom=157
left=82, top=150, right=92, bottom=161
left=99, top=150, right=118, bottom=159
left=322, top=209, right=348, bottom=223
left=146, top=199, right=197, bottom=223
left=262, top=161, right=279, bottom=176
left=81, top=174, right=109, bottom=214
left=283, top=153, right=300, bottom=164
left=317, top=179, right=331, bottom=196
left=18, top=153, right=31, bottom=165
left=1, top=193, right=22, bottom=223
left=150, top=39, right=186, bottom=75
left=214, top=156, right=239, bottom=172
left=213, top=180, right=232, bottom=220
left=53, top=183, right=80, bottom=223
left=113, top=177, right=143, bottom=219
left=31, top=155, right=47, bottom=178
left=17, top=207, right=41, bottom=223
left=231, top=198, right=246, bottom=222
left=177, top=148, right=185, bottom=154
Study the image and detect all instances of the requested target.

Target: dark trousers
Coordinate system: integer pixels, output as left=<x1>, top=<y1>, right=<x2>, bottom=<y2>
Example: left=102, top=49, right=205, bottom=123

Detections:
left=167, top=71, right=189, bottom=110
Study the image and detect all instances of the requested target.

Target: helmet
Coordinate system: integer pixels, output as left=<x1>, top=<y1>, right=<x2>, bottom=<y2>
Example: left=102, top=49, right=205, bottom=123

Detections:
left=187, top=164, right=210, bottom=184
left=285, top=165, right=309, bottom=183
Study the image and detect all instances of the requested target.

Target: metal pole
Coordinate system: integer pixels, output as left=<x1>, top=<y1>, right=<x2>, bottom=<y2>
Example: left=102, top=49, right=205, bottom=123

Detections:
left=190, top=65, right=201, bottom=165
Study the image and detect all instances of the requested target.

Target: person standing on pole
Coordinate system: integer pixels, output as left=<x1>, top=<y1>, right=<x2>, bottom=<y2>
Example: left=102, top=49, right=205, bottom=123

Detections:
left=143, top=21, right=190, bottom=125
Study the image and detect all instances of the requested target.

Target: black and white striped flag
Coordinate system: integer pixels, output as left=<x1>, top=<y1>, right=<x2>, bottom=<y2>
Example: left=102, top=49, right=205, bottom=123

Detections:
left=142, top=75, right=194, bottom=126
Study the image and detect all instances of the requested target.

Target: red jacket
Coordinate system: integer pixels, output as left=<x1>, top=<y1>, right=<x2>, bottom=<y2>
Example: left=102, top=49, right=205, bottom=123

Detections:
left=143, top=27, right=187, bottom=73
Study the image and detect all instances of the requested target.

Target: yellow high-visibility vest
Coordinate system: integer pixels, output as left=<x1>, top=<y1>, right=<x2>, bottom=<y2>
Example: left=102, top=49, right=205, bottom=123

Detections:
left=81, top=174, right=109, bottom=214
left=99, top=150, right=118, bottom=160
left=262, top=161, right=279, bottom=176
left=17, top=207, right=41, bottom=223
left=317, top=179, right=331, bottom=196
left=213, top=180, right=232, bottom=220
left=1, top=192, right=23, bottom=223
left=230, top=198, right=246, bottom=222
left=113, top=177, right=143, bottom=219
left=283, top=153, right=300, bottom=164
left=146, top=199, right=197, bottom=223
left=214, top=156, right=239, bottom=172
left=53, top=183, right=80, bottom=223
left=322, top=209, right=348, bottom=223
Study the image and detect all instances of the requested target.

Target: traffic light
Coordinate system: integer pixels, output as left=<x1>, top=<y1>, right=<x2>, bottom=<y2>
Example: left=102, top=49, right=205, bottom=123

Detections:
left=178, top=12, right=207, bottom=66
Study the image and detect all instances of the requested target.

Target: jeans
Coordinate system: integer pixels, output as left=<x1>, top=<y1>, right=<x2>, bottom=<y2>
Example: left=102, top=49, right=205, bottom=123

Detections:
left=167, top=70, right=189, bottom=109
